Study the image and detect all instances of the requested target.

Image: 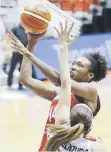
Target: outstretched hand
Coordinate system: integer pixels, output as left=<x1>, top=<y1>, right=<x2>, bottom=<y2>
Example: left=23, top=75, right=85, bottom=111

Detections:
left=55, top=20, right=78, bottom=46
left=7, top=30, right=46, bottom=55
left=7, top=30, right=28, bottom=55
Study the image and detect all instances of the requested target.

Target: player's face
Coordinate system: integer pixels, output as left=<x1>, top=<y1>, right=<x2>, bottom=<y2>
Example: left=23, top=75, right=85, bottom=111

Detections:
left=70, top=57, right=91, bottom=82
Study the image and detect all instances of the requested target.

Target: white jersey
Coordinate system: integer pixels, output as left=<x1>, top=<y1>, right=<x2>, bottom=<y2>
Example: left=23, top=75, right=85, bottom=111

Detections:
left=58, top=137, right=93, bottom=152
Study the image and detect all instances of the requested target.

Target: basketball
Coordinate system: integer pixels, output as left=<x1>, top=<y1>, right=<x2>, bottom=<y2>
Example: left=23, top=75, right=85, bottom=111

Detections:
left=20, top=5, right=51, bottom=34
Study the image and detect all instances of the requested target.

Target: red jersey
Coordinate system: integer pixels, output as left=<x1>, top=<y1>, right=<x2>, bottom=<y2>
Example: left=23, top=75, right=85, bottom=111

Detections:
left=38, top=93, right=78, bottom=151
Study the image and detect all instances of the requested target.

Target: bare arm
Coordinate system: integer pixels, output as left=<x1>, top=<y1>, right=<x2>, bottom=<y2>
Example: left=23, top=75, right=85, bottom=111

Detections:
left=23, top=40, right=60, bottom=85
left=20, top=41, right=57, bottom=101
left=71, top=80, right=97, bottom=102
left=55, top=22, right=73, bottom=125
left=55, top=77, right=97, bottom=102
left=21, top=32, right=60, bottom=85
left=55, top=45, right=71, bottom=124
left=7, top=31, right=58, bottom=101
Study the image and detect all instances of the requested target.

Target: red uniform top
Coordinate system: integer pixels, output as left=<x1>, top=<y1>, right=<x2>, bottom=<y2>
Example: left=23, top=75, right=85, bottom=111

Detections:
left=38, top=93, right=78, bottom=151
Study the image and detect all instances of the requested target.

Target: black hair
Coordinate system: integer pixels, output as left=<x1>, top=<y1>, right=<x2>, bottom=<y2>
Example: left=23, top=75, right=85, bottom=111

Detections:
left=84, top=52, right=107, bottom=82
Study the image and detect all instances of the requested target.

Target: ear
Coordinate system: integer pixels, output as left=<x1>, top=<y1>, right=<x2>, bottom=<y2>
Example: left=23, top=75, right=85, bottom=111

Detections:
left=88, top=73, right=94, bottom=81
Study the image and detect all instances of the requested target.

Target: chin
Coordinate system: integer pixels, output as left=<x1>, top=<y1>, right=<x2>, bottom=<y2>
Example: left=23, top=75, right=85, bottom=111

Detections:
left=70, top=75, right=76, bottom=80
left=71, top=75, right=80, bottom=82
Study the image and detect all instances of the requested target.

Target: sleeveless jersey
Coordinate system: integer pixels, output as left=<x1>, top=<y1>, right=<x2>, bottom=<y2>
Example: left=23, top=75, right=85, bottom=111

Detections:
left=38, top=93, right=78, bottom=151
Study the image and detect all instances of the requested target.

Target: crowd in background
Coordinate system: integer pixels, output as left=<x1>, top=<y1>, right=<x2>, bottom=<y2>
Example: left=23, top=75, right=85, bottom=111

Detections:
left=49, top=0, right=111, bottom=34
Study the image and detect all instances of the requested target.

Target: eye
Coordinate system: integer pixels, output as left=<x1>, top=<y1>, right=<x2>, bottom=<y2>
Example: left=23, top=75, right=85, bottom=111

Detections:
left=77, top=62, right=84, bottom=67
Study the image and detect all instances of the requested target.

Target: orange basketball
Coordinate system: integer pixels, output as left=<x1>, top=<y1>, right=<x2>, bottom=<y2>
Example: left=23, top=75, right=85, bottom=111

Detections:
left=21, top=5, right=51, bottom=34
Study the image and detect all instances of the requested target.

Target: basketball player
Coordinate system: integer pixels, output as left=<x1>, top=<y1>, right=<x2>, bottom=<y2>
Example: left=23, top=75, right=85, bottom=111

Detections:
left=45, top=24, right=108, bottom=151
left=7, top=21, right=107, bottom=151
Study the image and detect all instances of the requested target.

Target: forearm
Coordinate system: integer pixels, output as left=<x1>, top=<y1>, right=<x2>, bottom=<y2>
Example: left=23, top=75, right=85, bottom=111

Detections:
left=59, top=44, right=71, bottom=106
left=56, top=44, right=71, bottom=124
left=26, top=41, right=60, bottom=85
left=20, top=41, right=35, bottom=81
left=20, top=43, right=56, bottom=101
left=20, top=56, right=32, bottom=82
left=60, top=44, right=70, bottom=84
left=28, top=53, right=60, bottom=84
left=20, top=55, right=56, bottom=101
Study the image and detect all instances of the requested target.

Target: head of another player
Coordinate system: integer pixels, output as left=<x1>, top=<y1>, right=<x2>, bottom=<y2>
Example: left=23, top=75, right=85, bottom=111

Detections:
left=45, top=104, right=93, bottom=151
left=70, top=104, right=93, bottom=135
left=70, top=52, right=107, bottom=82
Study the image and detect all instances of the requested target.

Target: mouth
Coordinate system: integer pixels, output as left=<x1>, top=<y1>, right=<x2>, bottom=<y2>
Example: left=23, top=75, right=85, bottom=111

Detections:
left=70, top=71, right=74, bottom=75
left=70, top=71, right=75, bottom=78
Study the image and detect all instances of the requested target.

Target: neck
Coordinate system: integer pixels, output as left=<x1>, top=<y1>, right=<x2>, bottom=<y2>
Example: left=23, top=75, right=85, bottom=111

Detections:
left=73, top=78, right=88, bottom=83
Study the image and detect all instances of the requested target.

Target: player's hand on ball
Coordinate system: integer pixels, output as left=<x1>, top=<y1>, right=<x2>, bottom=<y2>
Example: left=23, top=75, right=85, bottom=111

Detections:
left=7, top=30, right=28, bottom=55
left=27, top=32, right=46, bottom=42
left=55, top=20, right=77, bottom=46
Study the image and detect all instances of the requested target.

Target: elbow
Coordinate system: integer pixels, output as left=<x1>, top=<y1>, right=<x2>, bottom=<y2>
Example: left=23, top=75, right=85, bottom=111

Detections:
left=19, top=74, right=24, bottom=84
left=19, top=76, right=31, bottom=88
left=19, top=74, right=28, bottom=84
left=19, top=77, right=25, bottom=84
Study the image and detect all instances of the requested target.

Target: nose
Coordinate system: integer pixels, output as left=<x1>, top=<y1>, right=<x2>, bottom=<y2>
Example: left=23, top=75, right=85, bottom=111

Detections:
left=71, top=67, right=75, bottom=71
left=71, top=65, right=77, bottom=72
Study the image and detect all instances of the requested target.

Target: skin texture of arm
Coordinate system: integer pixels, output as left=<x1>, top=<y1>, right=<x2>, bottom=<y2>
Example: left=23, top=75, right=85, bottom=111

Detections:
left=19, top=40, right=58, bottom=101
left=55, top=21, right=72, bottom=125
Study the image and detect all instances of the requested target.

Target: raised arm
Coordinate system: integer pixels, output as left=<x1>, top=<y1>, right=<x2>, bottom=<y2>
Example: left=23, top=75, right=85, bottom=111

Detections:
left=7, top=31, right=58, bottom=101
left=26, top=33, right=61, bottom=85
left=7, top=26, right=97, bottom=102
left=55, top=21, right=75, bottom=125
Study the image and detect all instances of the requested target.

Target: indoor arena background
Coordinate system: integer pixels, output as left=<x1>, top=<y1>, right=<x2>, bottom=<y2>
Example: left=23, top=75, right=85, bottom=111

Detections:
left=0, top=0, right=111, bottom=152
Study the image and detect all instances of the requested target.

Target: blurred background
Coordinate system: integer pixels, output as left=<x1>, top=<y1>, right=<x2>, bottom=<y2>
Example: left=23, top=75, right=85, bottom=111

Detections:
left=0, top=0, right=111, bottom=152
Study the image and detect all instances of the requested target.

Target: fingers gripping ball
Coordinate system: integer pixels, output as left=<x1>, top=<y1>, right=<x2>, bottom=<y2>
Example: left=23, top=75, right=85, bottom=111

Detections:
left=21, top=5, right=51, bottom=34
